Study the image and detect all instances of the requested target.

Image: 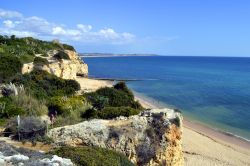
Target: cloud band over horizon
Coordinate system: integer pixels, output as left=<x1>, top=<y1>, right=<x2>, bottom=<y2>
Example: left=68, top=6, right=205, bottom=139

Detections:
left=0, top=8, right=136, bottom=45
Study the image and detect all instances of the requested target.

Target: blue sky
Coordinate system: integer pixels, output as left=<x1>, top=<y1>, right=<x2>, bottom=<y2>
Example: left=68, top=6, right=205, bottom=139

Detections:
left=1, top=0, right=250, bottom=56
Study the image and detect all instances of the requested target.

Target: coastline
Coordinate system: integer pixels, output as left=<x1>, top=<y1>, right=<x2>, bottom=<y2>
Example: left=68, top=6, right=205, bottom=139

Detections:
left=134, top=90, right=250, bottom=165
left=77, top=77, right=250, bottom=165
left=134, top=92, right=250, bottom=149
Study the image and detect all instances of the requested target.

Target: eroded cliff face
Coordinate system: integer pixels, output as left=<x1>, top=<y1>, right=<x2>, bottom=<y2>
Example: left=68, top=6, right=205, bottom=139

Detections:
left=22, top=50, right=88, bottom=79
left=48, top=108, right=184, bottom=166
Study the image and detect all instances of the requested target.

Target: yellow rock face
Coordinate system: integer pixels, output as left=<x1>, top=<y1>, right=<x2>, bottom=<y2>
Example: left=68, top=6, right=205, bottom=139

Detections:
left=21, top=50, right=88, bottom=79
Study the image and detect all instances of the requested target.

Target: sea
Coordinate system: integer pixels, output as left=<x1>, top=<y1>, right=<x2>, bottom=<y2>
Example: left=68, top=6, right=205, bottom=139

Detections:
left=83, top=56, right=250, bottom=141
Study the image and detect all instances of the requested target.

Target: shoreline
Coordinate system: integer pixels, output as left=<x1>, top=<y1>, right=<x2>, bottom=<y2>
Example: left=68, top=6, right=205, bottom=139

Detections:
left=134, top=92, right=250, bottom=165
left=134, top=91, right=250, bottom=150
left=77, top=77, right=250, bottom=165
left=79, top=76, right=250, bottom=149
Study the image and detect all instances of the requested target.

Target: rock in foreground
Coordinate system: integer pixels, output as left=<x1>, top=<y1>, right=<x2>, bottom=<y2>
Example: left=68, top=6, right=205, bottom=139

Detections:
left=0, top=141, right=73, bottom=166
left=48, top=108, right=184, bottom=166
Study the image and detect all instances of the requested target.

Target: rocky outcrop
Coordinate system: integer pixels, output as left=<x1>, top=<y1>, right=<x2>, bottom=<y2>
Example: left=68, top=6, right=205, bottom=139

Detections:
left=22, top=50, right=88, bottom=80
left=48, top=108, right=184, bottom=166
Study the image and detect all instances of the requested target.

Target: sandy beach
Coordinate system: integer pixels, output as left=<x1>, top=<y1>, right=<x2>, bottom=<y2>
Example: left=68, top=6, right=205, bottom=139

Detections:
left=78, top=77, right=250, bottom=166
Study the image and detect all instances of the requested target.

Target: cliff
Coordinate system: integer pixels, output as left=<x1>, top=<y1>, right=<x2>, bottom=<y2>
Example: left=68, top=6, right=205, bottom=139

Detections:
left=22, top=50, right=88, bottom=80
left=48, top=108, right=184, bottom=166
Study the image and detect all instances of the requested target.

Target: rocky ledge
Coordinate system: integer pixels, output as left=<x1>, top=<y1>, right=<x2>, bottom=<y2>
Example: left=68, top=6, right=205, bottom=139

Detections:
left=48, top=108, right=184, bottom=166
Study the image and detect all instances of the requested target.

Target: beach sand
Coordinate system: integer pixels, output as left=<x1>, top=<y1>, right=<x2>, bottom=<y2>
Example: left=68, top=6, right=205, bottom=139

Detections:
left=77, top=77, right=250, bottom=166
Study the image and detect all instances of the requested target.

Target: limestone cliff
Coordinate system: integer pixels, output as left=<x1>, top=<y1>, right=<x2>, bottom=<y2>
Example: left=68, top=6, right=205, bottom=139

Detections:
left=48, top=108, right=184, bottom=166
left=22, top=50, right=88, bottom=79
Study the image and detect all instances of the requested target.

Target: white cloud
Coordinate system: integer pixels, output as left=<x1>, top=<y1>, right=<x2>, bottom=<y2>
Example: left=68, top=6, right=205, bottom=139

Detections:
left=0, top=9, right=23, bottom=19
left=77, top=24, right=92, bottom=32
left=52, top=26, right=66, bottom=35
left=3, top=20, right=15, bottom=28
left=0, top=9, right=136, bottom=44
left=99, top=28, right=119, bottom=39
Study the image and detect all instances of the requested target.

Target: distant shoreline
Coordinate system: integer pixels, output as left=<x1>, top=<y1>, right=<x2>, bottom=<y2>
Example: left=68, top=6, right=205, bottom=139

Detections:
left=80, top=55, right=159, bottom=58
left=81, top=54, right=250, bottom=58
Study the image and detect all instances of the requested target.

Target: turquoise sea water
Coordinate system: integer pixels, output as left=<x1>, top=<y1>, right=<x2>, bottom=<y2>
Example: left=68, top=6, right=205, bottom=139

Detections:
left=83, top=56, right=250, bottom=140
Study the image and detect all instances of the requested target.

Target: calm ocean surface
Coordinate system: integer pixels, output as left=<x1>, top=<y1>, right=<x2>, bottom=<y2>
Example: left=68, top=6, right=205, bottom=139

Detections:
left=83, top=56, right=250, bottom=140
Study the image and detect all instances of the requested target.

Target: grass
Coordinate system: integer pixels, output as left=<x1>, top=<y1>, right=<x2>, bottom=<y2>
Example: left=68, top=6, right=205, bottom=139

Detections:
left=51, top=146, right=134, bottom=166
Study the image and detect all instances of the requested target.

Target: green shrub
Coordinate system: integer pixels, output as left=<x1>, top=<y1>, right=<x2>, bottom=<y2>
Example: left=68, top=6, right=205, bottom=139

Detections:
left=93, top=86, right=142, bottom=109
left=95, top=87, right=133, bottom=107
left=52, top=146, right=134, bottom=166
left=98, top=106, right=140, bottom=119
left=81, top=106, right=140, bottom=120
left=48, top=96, right=91, bottom=127
left=62, top=44, right=75, bottom=51
left=48, top=96, right=87, bottom=116
left=19, top=54, right=34, bottom=63
left=11, top=89, right=48, bottom=116
left=0, top=97, right=25, bottom=118
left=81, top=108, right=98, bottom=119
left=53, top=51, right=70, bottom=60
left=0, top=54, right=22, bottom=83
left=114, top=81, right=134, bottom=99
left=84, top=93, right=109, bottom=110
left=33, top=57, right=49, bottom=66
left=13, top=70, right=80, bottom=99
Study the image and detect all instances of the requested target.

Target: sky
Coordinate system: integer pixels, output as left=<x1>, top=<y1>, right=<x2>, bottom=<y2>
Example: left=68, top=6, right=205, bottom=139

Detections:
left=0, top=0, right=250, bottom=56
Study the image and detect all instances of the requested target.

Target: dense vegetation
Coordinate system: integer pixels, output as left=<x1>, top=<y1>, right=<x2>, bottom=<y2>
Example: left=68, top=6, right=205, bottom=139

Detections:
left=13, top=70, right=80, bottom=100
left=82, top=82, right=143, bottom=119
left=0, top=35, right=75, bottom=63
left=52, top=146, right=135, bottom=166
left=0, top=54, right=22, bottom=83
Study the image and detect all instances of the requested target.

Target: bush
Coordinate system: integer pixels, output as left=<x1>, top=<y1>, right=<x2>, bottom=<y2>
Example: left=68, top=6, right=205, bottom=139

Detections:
left=114, top=81, right=134, bottom=99
left=48, top=96, right=87, bottom=116
left=53, top=51, right=70, bottom=60
left=13, top=70, right=80, bottom=99
left=62, top=44, right=75, bottom=51
left=11, top=89, right=48, bottom=116
left=81, top=106, right=140, bottom=120
left=0, top=54, right=22, bottom=83
left=51, top=146, right=134, bottom=166
left=95, top=88, right=133, bottom=107
left=98, top=106, right=140, bottom=119
left=4, top=116, right=46, bottom=140
left=0, top=97, right=25, bottom=118
left=19, top=54, right=34, bottom=63
left=33, top=57, right=49, bottom=66
left=89, top=86, right=142, bottom=109
left=48, top=96, right=91, bottom=127
left=85, top=93, right=109, bottom=110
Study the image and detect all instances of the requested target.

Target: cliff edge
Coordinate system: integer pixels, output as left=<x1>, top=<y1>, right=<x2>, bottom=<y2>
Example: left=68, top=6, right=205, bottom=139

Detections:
left=48, top=108, right=184, bottom=166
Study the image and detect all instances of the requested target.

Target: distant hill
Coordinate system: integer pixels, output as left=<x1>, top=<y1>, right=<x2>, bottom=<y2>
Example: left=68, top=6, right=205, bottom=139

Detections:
left=0, top=35, right=75, bottom=63
left=80, top=53, right=159, bottom=57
